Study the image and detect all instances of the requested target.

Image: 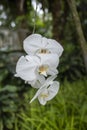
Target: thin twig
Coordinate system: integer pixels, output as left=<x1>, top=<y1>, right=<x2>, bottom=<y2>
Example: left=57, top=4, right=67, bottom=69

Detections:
left=0, top=50, right=24, bottom=55
left=32, top=0, right=38, bottom=34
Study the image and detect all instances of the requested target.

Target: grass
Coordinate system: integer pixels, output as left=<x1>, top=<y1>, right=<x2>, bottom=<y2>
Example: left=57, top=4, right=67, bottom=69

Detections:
left=14, top=78, right=87, bottom=130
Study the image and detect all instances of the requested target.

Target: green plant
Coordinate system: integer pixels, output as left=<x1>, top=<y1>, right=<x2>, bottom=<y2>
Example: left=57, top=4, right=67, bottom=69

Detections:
left=0, top=68, right=30, bottom=130
left=15, top=78, right=87, bottom=130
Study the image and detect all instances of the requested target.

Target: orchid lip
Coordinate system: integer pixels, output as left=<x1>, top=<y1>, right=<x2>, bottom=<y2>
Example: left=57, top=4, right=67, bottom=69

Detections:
left=40, top=93, right=48, bottom=98
left=38, top=65, right=49, bottom=76
left=37, top=49, right=51, bottom=54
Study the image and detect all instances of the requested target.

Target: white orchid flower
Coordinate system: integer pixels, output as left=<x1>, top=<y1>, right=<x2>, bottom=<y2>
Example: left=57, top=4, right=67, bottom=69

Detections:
left=30, top=75, right=59, bottom=105
left=15, top=54, right=59, bottom=86
left=23, top=34, right=63, bottom=57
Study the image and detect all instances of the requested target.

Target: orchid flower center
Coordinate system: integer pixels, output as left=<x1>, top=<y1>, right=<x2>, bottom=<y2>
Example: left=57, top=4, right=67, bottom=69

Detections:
left=40, top=93, right=48, bottom=98
left=38, top=65, right=49, bottom=76
left=38, top=49, right=50, bottom=54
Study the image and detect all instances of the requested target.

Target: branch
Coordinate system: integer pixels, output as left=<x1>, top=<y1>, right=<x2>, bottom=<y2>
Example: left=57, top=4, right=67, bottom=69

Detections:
left=0, top=50, right=24, bottom=55
left=67, top=0, right=87, bottom=72
left=67, top=0, right=87, bottom=51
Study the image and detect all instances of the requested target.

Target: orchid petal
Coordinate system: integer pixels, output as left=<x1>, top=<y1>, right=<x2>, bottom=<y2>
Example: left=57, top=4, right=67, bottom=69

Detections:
left=37, top=54, right=59, bottom=68
left=16, top=56, right=37, bottom=81
left=41, top=37, right=48, bottom=47
left=38, top=95, right=47, bottom=105
left=46, top=75, right=57, bottom=83
left=30, top=75, right=45, bottom=88
left=46, top=39, right=64, bottom=57
left=38, top=89, right=48, bottom=105
left=46, top=81, right=59, bottom=101
left=23, top=34, right=42, bottom=55
left=47, top=68, right=58, bottom=76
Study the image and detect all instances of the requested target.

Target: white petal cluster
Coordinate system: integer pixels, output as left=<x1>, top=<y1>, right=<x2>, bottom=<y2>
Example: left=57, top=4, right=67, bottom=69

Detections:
left=15, top=34, right=63, bottom=105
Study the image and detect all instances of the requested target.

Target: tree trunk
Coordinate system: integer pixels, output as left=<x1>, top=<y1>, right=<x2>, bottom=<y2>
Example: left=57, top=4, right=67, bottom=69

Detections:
left=48, top=0, right=62, bottom=41
left=67, top=0, right=87, bottom=72
left=48, top=0, right=68, bottom=42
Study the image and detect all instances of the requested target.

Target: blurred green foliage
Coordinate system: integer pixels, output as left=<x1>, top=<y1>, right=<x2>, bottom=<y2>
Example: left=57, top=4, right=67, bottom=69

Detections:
left=0, top=68, right=31, bottom=130
left=0, top=60, right=87, bottom=130
left=2, top=78, right=86, bottom=130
